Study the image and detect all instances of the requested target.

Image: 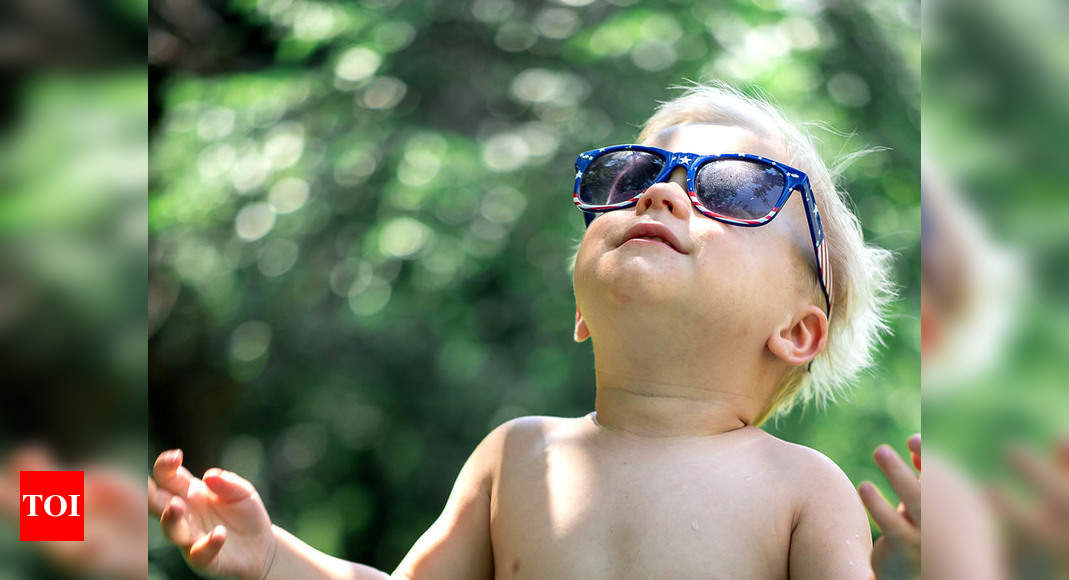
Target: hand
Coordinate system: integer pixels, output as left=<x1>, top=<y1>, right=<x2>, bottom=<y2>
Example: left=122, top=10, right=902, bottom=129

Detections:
left=988, top=438, right=1069, bottom=574
left=148, top=448, right=277, bottom=580
left=859, top=434, right=921, bottom=580
left=0, top=444, right=148, bottom=579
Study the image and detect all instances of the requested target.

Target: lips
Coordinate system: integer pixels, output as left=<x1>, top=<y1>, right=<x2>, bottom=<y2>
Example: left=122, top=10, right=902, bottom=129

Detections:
left=620, top=222, right=688, bottom=254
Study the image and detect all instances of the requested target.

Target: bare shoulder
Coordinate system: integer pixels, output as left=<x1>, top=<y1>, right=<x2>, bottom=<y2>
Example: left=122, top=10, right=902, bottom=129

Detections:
left=474, top=415, right=578, bottom=473
left=756, top=432, right=862, bottom=509
left=481, top=414, right=574, bottom=446
left=756, top=435, right=873, bottom=578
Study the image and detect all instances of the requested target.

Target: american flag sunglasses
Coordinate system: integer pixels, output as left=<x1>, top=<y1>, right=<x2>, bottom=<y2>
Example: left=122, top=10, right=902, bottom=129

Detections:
left=573, top=144, right=832, bottom=314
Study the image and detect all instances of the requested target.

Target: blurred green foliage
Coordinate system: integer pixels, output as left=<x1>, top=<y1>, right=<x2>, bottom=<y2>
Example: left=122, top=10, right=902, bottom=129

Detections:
left=149, top=0, right=919, bottom=575
left=922, top=0, right=1069, bottom=477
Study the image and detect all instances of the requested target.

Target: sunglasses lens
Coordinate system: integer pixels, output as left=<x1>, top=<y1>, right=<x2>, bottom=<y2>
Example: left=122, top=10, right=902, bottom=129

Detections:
left=579, top=151, right=665, bottom=206
left=695, top=159, right=786, bottom=220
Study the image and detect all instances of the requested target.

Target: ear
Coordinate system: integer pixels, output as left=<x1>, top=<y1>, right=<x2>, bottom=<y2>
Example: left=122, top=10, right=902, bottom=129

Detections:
left=766, top=305, right=828, bottom=366
left=574, top=306, right=590, bottom=342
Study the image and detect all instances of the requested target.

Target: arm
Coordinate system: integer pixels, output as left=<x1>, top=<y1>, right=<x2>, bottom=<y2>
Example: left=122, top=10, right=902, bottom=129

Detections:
left=787, top=450, right=875, bottom=580
left=151, top=422, right=506, bottom=580
left=270, top=420, right=510, bottom=580
left=262, top=525, right=389, bottom=580
left=149, top=448, right=388, bottom=580
left=390, top=421, right=510, bottom=580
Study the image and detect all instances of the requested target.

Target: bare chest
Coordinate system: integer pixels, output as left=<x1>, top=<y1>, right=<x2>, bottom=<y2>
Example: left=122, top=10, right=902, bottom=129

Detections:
left=489, top=440, right=797, bottom=580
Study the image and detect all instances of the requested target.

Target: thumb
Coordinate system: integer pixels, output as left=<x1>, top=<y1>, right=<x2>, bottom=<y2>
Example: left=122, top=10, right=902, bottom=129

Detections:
left=202, top=469, right=257, bottom=503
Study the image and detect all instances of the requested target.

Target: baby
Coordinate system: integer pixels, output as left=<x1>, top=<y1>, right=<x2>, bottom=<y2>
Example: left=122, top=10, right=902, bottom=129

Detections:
left=149, top=84, right=915, bottom=579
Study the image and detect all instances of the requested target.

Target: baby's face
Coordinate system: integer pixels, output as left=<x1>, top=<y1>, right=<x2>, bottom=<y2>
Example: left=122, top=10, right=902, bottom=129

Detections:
left=573, top=123, right=821, bottom=343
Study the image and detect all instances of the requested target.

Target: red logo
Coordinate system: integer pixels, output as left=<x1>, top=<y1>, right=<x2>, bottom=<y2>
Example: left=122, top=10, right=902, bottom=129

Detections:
left=19, top=471, right=84, bottom=541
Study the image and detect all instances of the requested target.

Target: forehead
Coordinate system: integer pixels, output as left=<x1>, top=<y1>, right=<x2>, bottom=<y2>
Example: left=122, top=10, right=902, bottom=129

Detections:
left=643, top=123, right=789, bottom=162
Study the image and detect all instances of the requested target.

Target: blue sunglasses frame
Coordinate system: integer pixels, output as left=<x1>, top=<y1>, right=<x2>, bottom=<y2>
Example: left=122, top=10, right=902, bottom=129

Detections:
left=572, top=144, right=832, bottom=314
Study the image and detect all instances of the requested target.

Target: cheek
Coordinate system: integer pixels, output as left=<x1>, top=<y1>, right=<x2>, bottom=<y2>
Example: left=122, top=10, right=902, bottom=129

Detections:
left=572, top=220, right=614, bottom=296
left=572, top=239, right=594, bottom=299
left=692, top=228, right=795, bottom=308
left=573, top=221, right=606, bottom=270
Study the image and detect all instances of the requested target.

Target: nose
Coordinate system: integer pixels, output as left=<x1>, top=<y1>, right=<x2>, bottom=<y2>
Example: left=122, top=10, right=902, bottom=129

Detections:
left=636, top=166, right=690, bottom=221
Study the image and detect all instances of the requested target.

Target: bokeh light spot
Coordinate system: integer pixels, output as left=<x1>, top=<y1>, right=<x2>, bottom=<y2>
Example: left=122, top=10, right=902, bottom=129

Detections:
left=361, top=77, right=407, bottom=110
left=258, top=238, right=300, bottom=277
left=480, top=185, right=527, bottom=224
left=827, top=72, right=872, bottom=107
left=481, top=131, right=529, bottom=172
left=235, top=203, right=276, bottom=241
left=264, top=122, right=305, bottom=169
left=495, top=21, right=537, bottom=52
left=230, top=320, right=273, bottom=361
left=535, top=8, right=580, bottom=40
left=379, top=217, right=432, bottom=258
left=472, top=0, right=515, bottom=23
left=348, top=279, right=392, bottom=316
left=197, top=108, right=235, bottom=140
left=268, top=177, right=310, bottom=214
left=231, top=149, right=269, bottom=192
left=631, top=39, right=678, bottom=71
left=335, top=47, right=382, bottom=82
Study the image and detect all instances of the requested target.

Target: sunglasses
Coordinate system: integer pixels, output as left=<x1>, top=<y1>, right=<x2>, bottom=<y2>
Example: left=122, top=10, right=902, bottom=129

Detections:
left=572, top=144, right=832, bottom=314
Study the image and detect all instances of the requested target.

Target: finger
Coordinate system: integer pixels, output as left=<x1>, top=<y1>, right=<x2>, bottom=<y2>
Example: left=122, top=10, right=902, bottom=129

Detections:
left=874, top=445, right=921, bottom=526
left=160, top=495, right=194, bottom=548
left=987, top=484, right=1053, bottom=544
left=148, top=475, right=175, bottom=517
left=859, top=482, right=916, bottom=540
left=908, top=434, right=921, bottom=470
left=907, top=434, right=921, bottom=454
left=188, top=524, right=227, bottom=569
left=897, top=501, right=915, bottom=527
left=1057, top=438, right=1069, bottom=473
left=153, top=449, right=195, bottom=498
left=202, top=468, right=256, bottom=504
left=1007, top=445, right=1069, bottom=510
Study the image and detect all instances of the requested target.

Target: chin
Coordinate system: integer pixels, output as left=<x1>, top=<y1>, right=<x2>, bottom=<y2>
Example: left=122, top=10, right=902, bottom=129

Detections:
left=591, top=252, right=690, bottom=306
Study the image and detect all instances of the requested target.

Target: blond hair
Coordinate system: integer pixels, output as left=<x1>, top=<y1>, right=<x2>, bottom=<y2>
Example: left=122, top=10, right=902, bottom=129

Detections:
left=633, top=82, right=895, bottom=425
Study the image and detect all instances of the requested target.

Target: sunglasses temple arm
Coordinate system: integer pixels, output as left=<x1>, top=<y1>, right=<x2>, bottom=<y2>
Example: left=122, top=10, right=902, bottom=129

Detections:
left=800, top=187, right=824, bottom=375
left=798, top=183, right=832, bottom=317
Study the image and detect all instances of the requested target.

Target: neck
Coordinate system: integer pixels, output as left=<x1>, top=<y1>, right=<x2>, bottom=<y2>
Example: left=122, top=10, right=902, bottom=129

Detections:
left=588, top=323, right=780, bottom=438
left=593, top=385, right=750, bottom=437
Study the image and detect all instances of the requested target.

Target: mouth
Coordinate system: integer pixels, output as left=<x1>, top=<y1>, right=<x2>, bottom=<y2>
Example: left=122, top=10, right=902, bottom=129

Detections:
left=619, top=222, right=688, bottom=254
